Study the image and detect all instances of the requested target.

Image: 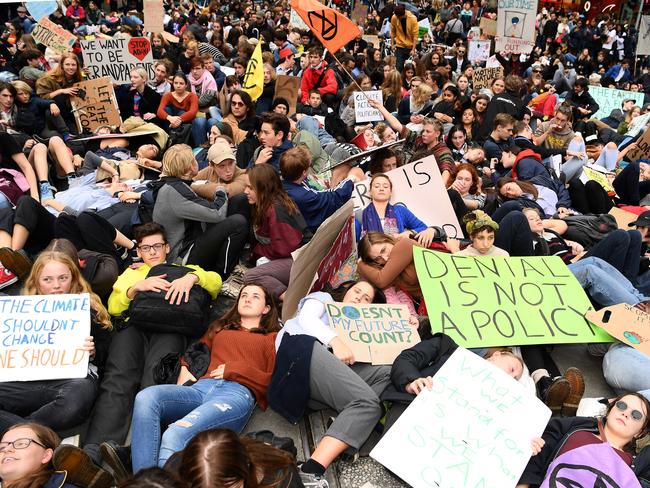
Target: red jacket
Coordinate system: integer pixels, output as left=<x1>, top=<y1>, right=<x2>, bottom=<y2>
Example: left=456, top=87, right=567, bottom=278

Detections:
left=300, top=63, right=337, bottom=103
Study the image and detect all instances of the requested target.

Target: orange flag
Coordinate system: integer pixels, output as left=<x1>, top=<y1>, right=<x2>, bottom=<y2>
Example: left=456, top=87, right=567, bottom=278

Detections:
left=290, top=0, right=360, bottom=54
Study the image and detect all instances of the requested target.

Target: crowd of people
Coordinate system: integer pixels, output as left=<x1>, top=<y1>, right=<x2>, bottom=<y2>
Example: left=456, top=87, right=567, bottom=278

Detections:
left=0, top=0, right=650, bottom=486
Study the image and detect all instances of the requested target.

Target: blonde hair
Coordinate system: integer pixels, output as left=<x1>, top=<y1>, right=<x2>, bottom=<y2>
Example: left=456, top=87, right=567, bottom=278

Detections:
left=130, top=67, right=148, bottom=82
left=162, top=144, right=195, bottom=177
left=411, top=84, right=434, bottom=107
left=263, top=63, right=276, bottom=83
left=11, top=80, right=32, bottom=94
left=23, top=251, right=111, bottom=330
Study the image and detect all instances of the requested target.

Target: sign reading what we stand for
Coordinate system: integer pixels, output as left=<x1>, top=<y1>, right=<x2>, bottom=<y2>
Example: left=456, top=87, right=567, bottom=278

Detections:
left=0, top=294, right=91, bottom=382
left=413, top=249, right=614, bottom=348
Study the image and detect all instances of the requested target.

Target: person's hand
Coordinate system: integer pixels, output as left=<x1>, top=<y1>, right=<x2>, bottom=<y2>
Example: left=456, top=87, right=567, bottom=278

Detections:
left=255, top=147, right=273, bottom=165
left=392, top=230, right=413, bottom=240
left=119, top=191, right=140, bottom=203
left=62, top=87, right=79, bottom=96
left=23, top=139, right=36, bottom=150
left=410, top=114, right=424, bottom=124
left=177, top=365, right=197, bottom=385
left=49, top=104, right=60, bottom=117
left=169, top=117, right=182, bottom=129
left=82, top=66, right=90, bottom=77
left=556, top=206, right=570, bottom=218
left=330, top=336, right=355, bottom=365
left=81, top=335, right=95, bottom=358
left=450, top=179, right=466, bottom=194
left=165, top=273, right=199, bottom=305
left=367, top=98, right=382, bottom=110
left=482, top=167, right=493, bottom=177
left=566, top=240, right=584, bottom=255
left=143, top=112, right=156, bottom=121
left=210, top=364, right=225, bottom=379
left=531, top=437, right=545, bottom=455
left=578, top=107, right=588, bottom=114
left=42, top=198, right=57, bottom=208
left=405, top=376, right=433, bottom=395
left=444, top=237, right=461, bottom=253
left=415, top=227, right=436, bottom=248
left=134, top=275, right=171, bottom=294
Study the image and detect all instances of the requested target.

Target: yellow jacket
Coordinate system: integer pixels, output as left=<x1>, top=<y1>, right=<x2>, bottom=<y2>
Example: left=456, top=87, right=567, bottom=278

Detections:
left=390, top=11, right=419, bottom=49
left=108, top=264, right=221, bottom=317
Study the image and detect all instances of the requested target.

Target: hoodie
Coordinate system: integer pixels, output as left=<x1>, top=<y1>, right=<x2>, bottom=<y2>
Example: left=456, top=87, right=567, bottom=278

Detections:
left=511, top=148, right=549, bottom=180
left=248, top=139, right=294, bottom=172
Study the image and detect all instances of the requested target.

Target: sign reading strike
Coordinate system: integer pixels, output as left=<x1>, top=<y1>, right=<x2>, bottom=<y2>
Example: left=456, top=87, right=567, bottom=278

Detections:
left=326, top=303, right=419, bottom=364
left=81, top=37, right=155, bottom=84
left=353, top=156, right=463, bottom=237
left=495, top=0, right=537, bottom=54
left=70, top=77, right=122, bottom=133
left=589, top=86, right=645, bottom=120
left=32, top=17, right=76, bottom=54
left=413, top=249, right=614, bottom=347
left=353, top=90, right=383, bottom=123
left=371, top=348, right=551, bottom=488
left=0, top=294, right=91, bottom=382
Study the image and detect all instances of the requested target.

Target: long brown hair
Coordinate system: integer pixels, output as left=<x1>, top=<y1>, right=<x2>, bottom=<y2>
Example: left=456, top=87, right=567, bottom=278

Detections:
left=45, top=52, right=82, bottom=86
left=1, top=423, right=60, bottom=488
left=496, top=177, right=539, bottom=200
left=248, top=164, right=298, bottom=228
left=381, top=70, right=403, bottom=103
left=358, top=232, right=396, bottom=267
left=23, top=251, right=111, bottom=330
left=205, top=283, right=280, bottom=341
left=179, top=429, right=296, bottom=488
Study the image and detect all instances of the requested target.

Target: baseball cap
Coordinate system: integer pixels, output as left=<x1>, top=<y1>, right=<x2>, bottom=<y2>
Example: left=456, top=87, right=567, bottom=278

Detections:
left=278, top=47, right=295, bottom=61
left=629, top=210, right=650, bottom=228
left=207, top=142, right=235, bottom=165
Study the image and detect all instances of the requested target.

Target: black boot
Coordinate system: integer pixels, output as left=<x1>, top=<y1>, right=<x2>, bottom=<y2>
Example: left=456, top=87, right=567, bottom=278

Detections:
left=100, top=441, right=132, bottom=484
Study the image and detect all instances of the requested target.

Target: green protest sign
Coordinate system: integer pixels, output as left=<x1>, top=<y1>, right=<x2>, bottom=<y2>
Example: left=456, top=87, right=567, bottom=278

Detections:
left=413, top=248, right=614, bottom=347
left=326, top=302, right=419, bottom=364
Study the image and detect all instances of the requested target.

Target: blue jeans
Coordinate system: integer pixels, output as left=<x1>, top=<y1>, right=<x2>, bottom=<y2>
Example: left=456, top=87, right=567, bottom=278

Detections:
left=395, top=46, right=411, bottom=72
left=568, top=257, right=647, bottom=306
left=297, top=116, right=336, bottom=145
left=130, top=379, right=255, bottom=471
left=603, top=343, right=650, bottom=401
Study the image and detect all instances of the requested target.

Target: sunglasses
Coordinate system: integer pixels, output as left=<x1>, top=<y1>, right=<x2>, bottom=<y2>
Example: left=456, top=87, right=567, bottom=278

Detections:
left=615, top=400, right=645, bottom=421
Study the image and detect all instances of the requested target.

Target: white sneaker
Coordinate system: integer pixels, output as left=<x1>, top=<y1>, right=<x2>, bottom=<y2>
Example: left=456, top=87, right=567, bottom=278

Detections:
left=577, top=397, right=607, bottom=417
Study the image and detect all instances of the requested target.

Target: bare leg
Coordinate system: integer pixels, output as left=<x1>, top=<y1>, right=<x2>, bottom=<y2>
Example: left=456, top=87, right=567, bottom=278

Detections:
left=113, top=229, right=134, bottom=249
left=310, top=436, right=349, bottom=469
left=11, top=152, right=39, bottom=200
left=11, top=224, right=29, bottom=251
left=28, top=143, right=50, bottom=182
left=48, top=136, right=75, bottom=175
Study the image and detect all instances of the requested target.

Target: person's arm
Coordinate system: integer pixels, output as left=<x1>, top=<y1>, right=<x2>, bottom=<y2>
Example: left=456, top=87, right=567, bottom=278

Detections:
left=319, top=68, right=338, bottom=96
left=408, top=16, right=418, bottom=50
left=391, top=337, right=452, bottom=392
left=396, top=205, right=428, bottom=233
left=157, top=92, right=171, bottom=120
left=296, top=298, right=338, bottom=345
left=179, top=93, right=199, bottom=122
left=107, top=268, right=145, bottom=316
left=185, top=264, right=222, bottom=299
left=357, top=238, right=416, bottom=288
left=169, top=183, right=228, bottom=223
left=585, top=93, right=599, bottom=117
left=367, top=98, right=404, bottom=136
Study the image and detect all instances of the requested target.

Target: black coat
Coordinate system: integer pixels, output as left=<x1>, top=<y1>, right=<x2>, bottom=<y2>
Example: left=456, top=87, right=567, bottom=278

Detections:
left=476, top=92, right=527, bottom=142
left=117, top=85, right=162, bottom=121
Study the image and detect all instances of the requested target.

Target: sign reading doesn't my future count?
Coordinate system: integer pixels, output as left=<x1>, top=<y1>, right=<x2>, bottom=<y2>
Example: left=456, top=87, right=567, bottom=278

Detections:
left=0, top=294, right=91, bottom=382
left=413, top=249, right=614, bottom=347
left=81, top=37, right=155, bottom=84
left=326, top=302, right=419, bottom=364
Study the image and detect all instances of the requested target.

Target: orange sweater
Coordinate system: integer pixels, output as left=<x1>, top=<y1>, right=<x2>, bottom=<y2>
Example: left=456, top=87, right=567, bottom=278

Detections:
left=188, top=328, right=277, bottom=409
left=157, top=92, right=199, bottom=122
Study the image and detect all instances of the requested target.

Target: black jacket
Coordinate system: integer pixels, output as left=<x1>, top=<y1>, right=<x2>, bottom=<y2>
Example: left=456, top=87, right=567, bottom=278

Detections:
left=476, top=92, right=527, bottom=141
left=565, top=90, right=600, bottom=119
left=117, top=85, right=162, bottom=121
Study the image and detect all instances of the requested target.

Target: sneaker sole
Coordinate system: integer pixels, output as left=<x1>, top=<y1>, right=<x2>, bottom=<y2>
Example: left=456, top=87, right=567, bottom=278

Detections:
left=53, top=446, right=114, bottom=488
left=562, top=367, right=586, bottom=417
left=100, top=442, right=130, bottom=484
left=0, top=248, right=32, bottom=282
left=0, top=274, right=18, bottom=290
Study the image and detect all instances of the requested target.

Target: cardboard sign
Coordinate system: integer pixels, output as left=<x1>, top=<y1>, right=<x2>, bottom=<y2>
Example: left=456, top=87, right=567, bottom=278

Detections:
left=589, top=86, right=645, bottom=120
left=468, top=39, right=491, bottom=62
left=495, top=0, right=537, bottom=54
left=626, top=127, right=650, bottom=162
left=326, top=302, right=419, bottom=364
left=273, top=75, right=300, bottom=116
left=283, top=201, right=354, bottom=321
left=312, top=216, right=355, bottom=291
left=480, top=17, right=497, bottom=36
left=353, top=156, right=463, bottom=237
left=143, top=0, right=164, bottom=33
left=586, top=304, right=650, bottom=357
left=81, top=37, right=155, bottom=84
left=0, top=294, right=91, bottom=382
left=413, top=249, right=614, bottom=348
left=609, top=206, right=639, bottom=229
left=362, top=34, right=380, bottom=47
left=581, top=166, right=615, bottom=194
left=70, top=77, right=122, bottom=133
left=417, top=18, right=432, bottom=39
left=353, top=90, right=383, bottom=123
left=371, top=347, right=551, bottom=488
left=637, top=15, right=650, bottom=56
left=472, top=66, right=504, bottom=90
left=32, top=17, right=76, bottom=54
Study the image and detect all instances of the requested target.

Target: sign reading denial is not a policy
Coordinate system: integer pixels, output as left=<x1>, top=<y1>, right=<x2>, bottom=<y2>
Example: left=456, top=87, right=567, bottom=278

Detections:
left=326, top=302, right=419, bottom=365
left=81, top=37, right=155, bottom=84
left=0, top=294, right=91, bottom=382
left=413, top=249, right=614, bottom=348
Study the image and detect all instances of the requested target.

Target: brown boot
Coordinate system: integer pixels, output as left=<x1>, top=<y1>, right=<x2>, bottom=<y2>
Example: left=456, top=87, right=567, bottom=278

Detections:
left=53, top=445, right=115, bottom=488
left=537, top=375, right=571, bottom=416
left=562, top=367, right=586, bottom=417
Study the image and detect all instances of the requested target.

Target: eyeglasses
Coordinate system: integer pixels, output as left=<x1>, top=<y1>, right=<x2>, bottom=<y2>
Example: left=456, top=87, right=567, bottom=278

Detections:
left=615, top=400, right=645, bottom=421
left=0, top=438, right=47, bottom=452
left=231, top=101, right=245, bottom=107
left=138, top=243, right=166, bottom=253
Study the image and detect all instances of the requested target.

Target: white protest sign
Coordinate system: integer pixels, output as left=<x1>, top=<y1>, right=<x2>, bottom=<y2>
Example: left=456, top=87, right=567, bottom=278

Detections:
left=32, top=17, right=76, bottom=54
left=0, top=294, right=91, bottom=382
left=589, top=86, right=645, bottom=120
left=638, top=15, right=650, bottom=56
left=144, top=0, right=164, bottom=33
left=81, top=37, right=155, bottom=84
left=26, top=1, right=59, bottom=22
left=326, top=303, right=419, bottom=365
left=353, top=156, right=463, bottom=236
left=418, top=18, right=432, bottom=39
left=354, top=90, right=383, bottom=123
left=371, top=348, right=551, bottom=488
left=468, top=39, right=491, bottom=62
left=495, top=0, right=537, bottom=54
left=290, top=9, right=309, bottom=30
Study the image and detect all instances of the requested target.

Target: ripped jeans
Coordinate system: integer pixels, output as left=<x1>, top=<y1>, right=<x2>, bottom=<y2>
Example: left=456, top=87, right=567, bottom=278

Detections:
left=130, top=378, right=255, bottom=471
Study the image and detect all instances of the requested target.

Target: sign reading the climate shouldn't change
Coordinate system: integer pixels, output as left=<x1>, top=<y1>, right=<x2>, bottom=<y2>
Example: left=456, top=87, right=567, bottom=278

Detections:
left=326, top=302, right=419, bottom=364
left=371, top=348, right=551, bottom=488
left=81, top=37, right=155, bottom=84
left=0, top=294, right=91, bottom=382
left=413, top=249, right=614, bottom=347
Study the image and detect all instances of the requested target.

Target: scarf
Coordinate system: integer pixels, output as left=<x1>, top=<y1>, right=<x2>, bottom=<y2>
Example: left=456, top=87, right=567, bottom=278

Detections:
left=188, top=70, right=216, bottom=96
left=362, top=203, right=399, bottom=236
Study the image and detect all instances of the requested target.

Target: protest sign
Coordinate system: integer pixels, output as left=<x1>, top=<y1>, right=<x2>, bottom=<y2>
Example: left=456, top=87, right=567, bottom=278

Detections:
left=274, top=75, right=301, bottom=116
left=413, top=249, right=614, bottom=347
left=586, top=304, right=650, bottom=357
left=495, top=0, right=537, bottom=54
left=31, top=17, right=77, bottom=54
left=638, top=16, right=650, bottom=56
left=609, top=207, right=640, bottom=229
left=160, top=31, right=180, bottom=43
left=326, top=302, right=419, bottom=364
left=589, top=86, right=645, bottom=119
left=472, top=66, right=504, bottom=90
left=353, top=90, right=383, bottom=123
left=70, top=77, right=122, bottom=133
left=626, top=127, right=650, bottom=162
left=371, top=347, right=551, bottom=488
left=418, top=18, right=432, bottom=39
left=480, top=16, right=497, bottom=36
left=312, top=216, right=356, bottom=291
left=143, top=0, right=164, bottom=33
left=626, top=112, right=650, bottom=138
left=26, top=1, right=59, bottom=21
left=351, top=2, right=369, bottom=24
left=81, top=37, right=155, bottom=84
left=581, top=166, right=615, bottom=194
left=362, top=34, right=380, bottom=48
left=290, top=9, right=310, bottom=30
left=353, top=156, right=463, bottom=236
left=283, top=201, right=354, bottom=321
left=468, top=39, right=491, bottom=62
left=0, top=294, right=91, bottom=382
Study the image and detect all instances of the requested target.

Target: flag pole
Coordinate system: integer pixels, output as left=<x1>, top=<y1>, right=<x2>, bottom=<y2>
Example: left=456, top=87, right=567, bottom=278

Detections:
left=329, top=51, right=374, bottom=102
